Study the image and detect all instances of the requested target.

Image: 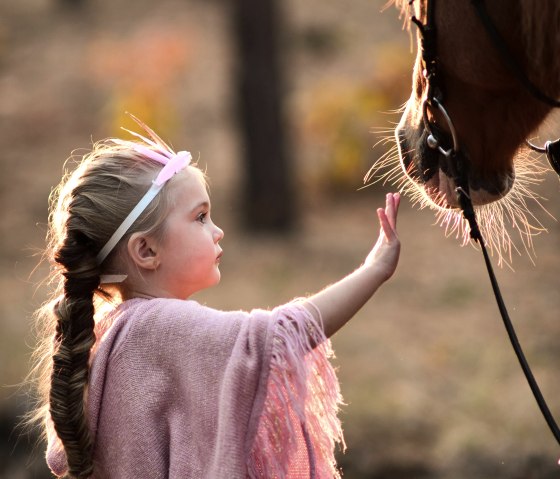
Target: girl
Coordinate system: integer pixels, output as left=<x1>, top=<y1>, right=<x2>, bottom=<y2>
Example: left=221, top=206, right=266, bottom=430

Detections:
left=32, top=117, right=400, bottom=479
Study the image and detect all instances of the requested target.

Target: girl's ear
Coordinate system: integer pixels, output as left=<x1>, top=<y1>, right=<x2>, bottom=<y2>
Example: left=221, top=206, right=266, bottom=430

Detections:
left=127, top=232, right=160, bottom=271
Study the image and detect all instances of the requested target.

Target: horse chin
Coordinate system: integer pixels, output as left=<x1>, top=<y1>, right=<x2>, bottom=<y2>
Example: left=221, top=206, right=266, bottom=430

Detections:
left=422, top=170, right=514, bottom=209
left=396, top=127, right=515, bottom=210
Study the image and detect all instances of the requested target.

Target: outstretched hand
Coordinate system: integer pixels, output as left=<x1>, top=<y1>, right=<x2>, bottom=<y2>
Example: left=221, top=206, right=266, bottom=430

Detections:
left=364, top=192, right=401, bottom=280
left=304, top=192, right=402, bottom=338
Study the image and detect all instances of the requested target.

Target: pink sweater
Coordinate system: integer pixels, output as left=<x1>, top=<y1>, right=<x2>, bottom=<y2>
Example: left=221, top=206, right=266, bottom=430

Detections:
left=46, top=298, right=344, bottom=478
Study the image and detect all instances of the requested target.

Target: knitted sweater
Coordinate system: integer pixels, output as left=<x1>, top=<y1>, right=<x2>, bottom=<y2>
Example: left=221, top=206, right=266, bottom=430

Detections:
left=46, top=298, right=344, bottom=478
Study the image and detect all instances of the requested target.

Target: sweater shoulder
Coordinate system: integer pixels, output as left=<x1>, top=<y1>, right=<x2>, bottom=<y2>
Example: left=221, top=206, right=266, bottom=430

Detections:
left=110, top=298, right=275, bottom=362
left=121, top=298, right=253, bottom=335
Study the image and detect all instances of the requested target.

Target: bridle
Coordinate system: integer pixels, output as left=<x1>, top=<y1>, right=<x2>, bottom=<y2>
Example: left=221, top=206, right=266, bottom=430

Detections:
left=409, top=0, right=560, bottom=446
left=411, top=0, right=560, bottom=176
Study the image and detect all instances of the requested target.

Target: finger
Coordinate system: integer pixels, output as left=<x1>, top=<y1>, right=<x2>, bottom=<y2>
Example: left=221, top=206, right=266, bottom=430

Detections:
left=393, top=192, right=401, bottom=212
left=377, top=207, right=396, bottom=241
left=385, top=193, right=394, bottom=215
left=385, top=193, right=397, bottom=230
left=391, top=192, right=401, bottom=228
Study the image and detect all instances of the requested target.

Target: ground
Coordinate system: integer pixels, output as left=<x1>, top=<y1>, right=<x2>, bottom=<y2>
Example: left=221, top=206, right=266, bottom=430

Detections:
left=1, top=0, right=560, bottom=478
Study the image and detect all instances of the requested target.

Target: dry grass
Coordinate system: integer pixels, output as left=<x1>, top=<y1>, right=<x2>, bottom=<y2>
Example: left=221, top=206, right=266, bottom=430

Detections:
left=1, top=0, right=560, bottom=477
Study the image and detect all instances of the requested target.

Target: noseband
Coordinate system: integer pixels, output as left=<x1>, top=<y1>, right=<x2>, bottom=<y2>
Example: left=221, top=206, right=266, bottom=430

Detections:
left=409, top=0, right=560, bottom=447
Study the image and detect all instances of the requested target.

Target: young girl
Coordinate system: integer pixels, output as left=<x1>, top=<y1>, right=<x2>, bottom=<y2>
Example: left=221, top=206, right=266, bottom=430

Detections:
left=32, top=117, right=400, bottom=479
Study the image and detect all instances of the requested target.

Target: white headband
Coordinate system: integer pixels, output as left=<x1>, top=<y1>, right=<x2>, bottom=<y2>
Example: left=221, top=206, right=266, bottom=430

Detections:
left=96, top=137, right=191, bottom=267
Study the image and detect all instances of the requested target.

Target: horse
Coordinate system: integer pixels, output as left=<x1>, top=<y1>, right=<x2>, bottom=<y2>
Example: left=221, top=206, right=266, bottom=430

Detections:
left=372, top=0, right=560, bottom=263
left=375, top=0, right=560, bottom=447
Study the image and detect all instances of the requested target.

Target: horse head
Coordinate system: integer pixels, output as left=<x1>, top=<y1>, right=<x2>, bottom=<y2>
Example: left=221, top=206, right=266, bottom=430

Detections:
left=374, top=0, right=560, bottom=261
left=393, top=0, right=560, bottom=209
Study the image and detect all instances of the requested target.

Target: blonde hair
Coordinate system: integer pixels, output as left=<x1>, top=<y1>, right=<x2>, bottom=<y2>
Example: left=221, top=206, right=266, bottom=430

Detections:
left=29, top=134, right=201, bottom=478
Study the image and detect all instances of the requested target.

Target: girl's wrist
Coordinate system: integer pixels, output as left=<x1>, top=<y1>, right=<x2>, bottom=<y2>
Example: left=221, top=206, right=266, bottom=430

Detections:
left=359, top=261, right=392, bottom=288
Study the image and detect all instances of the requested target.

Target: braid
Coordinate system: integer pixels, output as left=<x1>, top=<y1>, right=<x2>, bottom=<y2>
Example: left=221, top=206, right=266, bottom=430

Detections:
left=50, top=229, right=99, bottom=478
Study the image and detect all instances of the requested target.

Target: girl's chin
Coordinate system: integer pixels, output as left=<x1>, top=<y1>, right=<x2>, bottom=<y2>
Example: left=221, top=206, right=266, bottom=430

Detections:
left=209, top=270, right=221, bottom=287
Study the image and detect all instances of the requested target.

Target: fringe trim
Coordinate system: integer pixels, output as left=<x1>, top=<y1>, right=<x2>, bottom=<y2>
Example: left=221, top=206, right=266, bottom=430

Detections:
left=248, top=301, right=345, bottom=478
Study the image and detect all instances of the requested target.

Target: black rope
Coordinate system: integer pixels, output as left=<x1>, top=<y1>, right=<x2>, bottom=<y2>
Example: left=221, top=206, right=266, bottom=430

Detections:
left=457, top=188, right=560, bottom=446
left=478, top=240, right=560, bottom=445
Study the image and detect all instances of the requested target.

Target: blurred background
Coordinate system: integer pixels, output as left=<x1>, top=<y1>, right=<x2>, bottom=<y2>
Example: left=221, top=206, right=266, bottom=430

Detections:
left=1, top=0, right=559, bottom=477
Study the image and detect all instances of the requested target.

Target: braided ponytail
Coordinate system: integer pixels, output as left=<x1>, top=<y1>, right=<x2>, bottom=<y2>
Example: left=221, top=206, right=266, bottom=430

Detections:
left=50, top=230, right=100, bottom=478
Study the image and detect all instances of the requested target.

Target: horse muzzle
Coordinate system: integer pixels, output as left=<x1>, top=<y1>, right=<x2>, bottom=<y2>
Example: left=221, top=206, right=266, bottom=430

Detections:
left=395, top=111, right=515, bottom=209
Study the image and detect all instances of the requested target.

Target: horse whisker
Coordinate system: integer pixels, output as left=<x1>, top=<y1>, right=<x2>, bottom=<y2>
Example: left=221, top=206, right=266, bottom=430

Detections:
left=366, top=135, right=555, bottom=266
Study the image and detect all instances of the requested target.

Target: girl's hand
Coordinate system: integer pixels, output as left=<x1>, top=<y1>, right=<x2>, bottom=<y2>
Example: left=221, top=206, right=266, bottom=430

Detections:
left=304, top=192, right=402, bottom=338
left=364, top=192, right=401, bottom=281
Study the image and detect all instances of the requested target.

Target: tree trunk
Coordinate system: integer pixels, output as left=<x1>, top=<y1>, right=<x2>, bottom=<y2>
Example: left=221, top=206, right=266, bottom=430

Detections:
left=232, top=0, right=295, bottom=232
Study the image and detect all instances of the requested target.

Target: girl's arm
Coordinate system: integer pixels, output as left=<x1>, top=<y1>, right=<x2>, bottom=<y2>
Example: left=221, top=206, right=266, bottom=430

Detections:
left=305, top=193, right=401, bottom=338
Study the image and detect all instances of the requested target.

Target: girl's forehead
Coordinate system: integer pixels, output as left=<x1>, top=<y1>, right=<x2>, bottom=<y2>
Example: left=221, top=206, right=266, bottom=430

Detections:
left=169, top=167, right=209, bottom=204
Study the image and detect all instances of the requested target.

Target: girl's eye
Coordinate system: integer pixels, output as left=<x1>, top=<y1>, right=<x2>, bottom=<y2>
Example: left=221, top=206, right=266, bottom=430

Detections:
left=197, top=212, right=208, bottom=224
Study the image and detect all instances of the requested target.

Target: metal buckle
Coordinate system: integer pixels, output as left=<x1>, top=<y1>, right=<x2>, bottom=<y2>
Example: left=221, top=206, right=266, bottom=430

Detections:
left=423, top=97, right=460, bottom=157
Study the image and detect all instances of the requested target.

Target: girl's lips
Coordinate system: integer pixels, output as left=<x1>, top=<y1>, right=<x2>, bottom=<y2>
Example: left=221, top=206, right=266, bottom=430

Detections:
left=216, top=251, right=223, bottom=262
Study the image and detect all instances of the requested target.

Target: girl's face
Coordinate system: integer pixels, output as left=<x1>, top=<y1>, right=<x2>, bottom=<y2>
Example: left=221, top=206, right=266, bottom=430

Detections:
left=154, top=168, right=224, bottom=299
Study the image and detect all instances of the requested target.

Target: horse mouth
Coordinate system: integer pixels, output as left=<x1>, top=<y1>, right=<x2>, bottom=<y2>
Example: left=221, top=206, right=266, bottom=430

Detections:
left=395, top=127, right=515, bottom=209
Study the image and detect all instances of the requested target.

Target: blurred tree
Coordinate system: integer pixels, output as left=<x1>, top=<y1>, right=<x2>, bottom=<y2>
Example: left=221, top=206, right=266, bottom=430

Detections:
left=58, top=0, right=85, bottom=6
left=231, top=0, right=295, bottom=232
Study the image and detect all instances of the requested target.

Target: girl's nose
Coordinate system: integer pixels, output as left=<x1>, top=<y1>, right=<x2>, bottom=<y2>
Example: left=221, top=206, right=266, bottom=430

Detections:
left=213, top=225, right=224, bottom=243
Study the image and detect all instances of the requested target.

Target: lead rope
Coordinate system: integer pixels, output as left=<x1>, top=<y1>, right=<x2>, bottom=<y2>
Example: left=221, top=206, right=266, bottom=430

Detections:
left=455, top=175, right=560, bottom=447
